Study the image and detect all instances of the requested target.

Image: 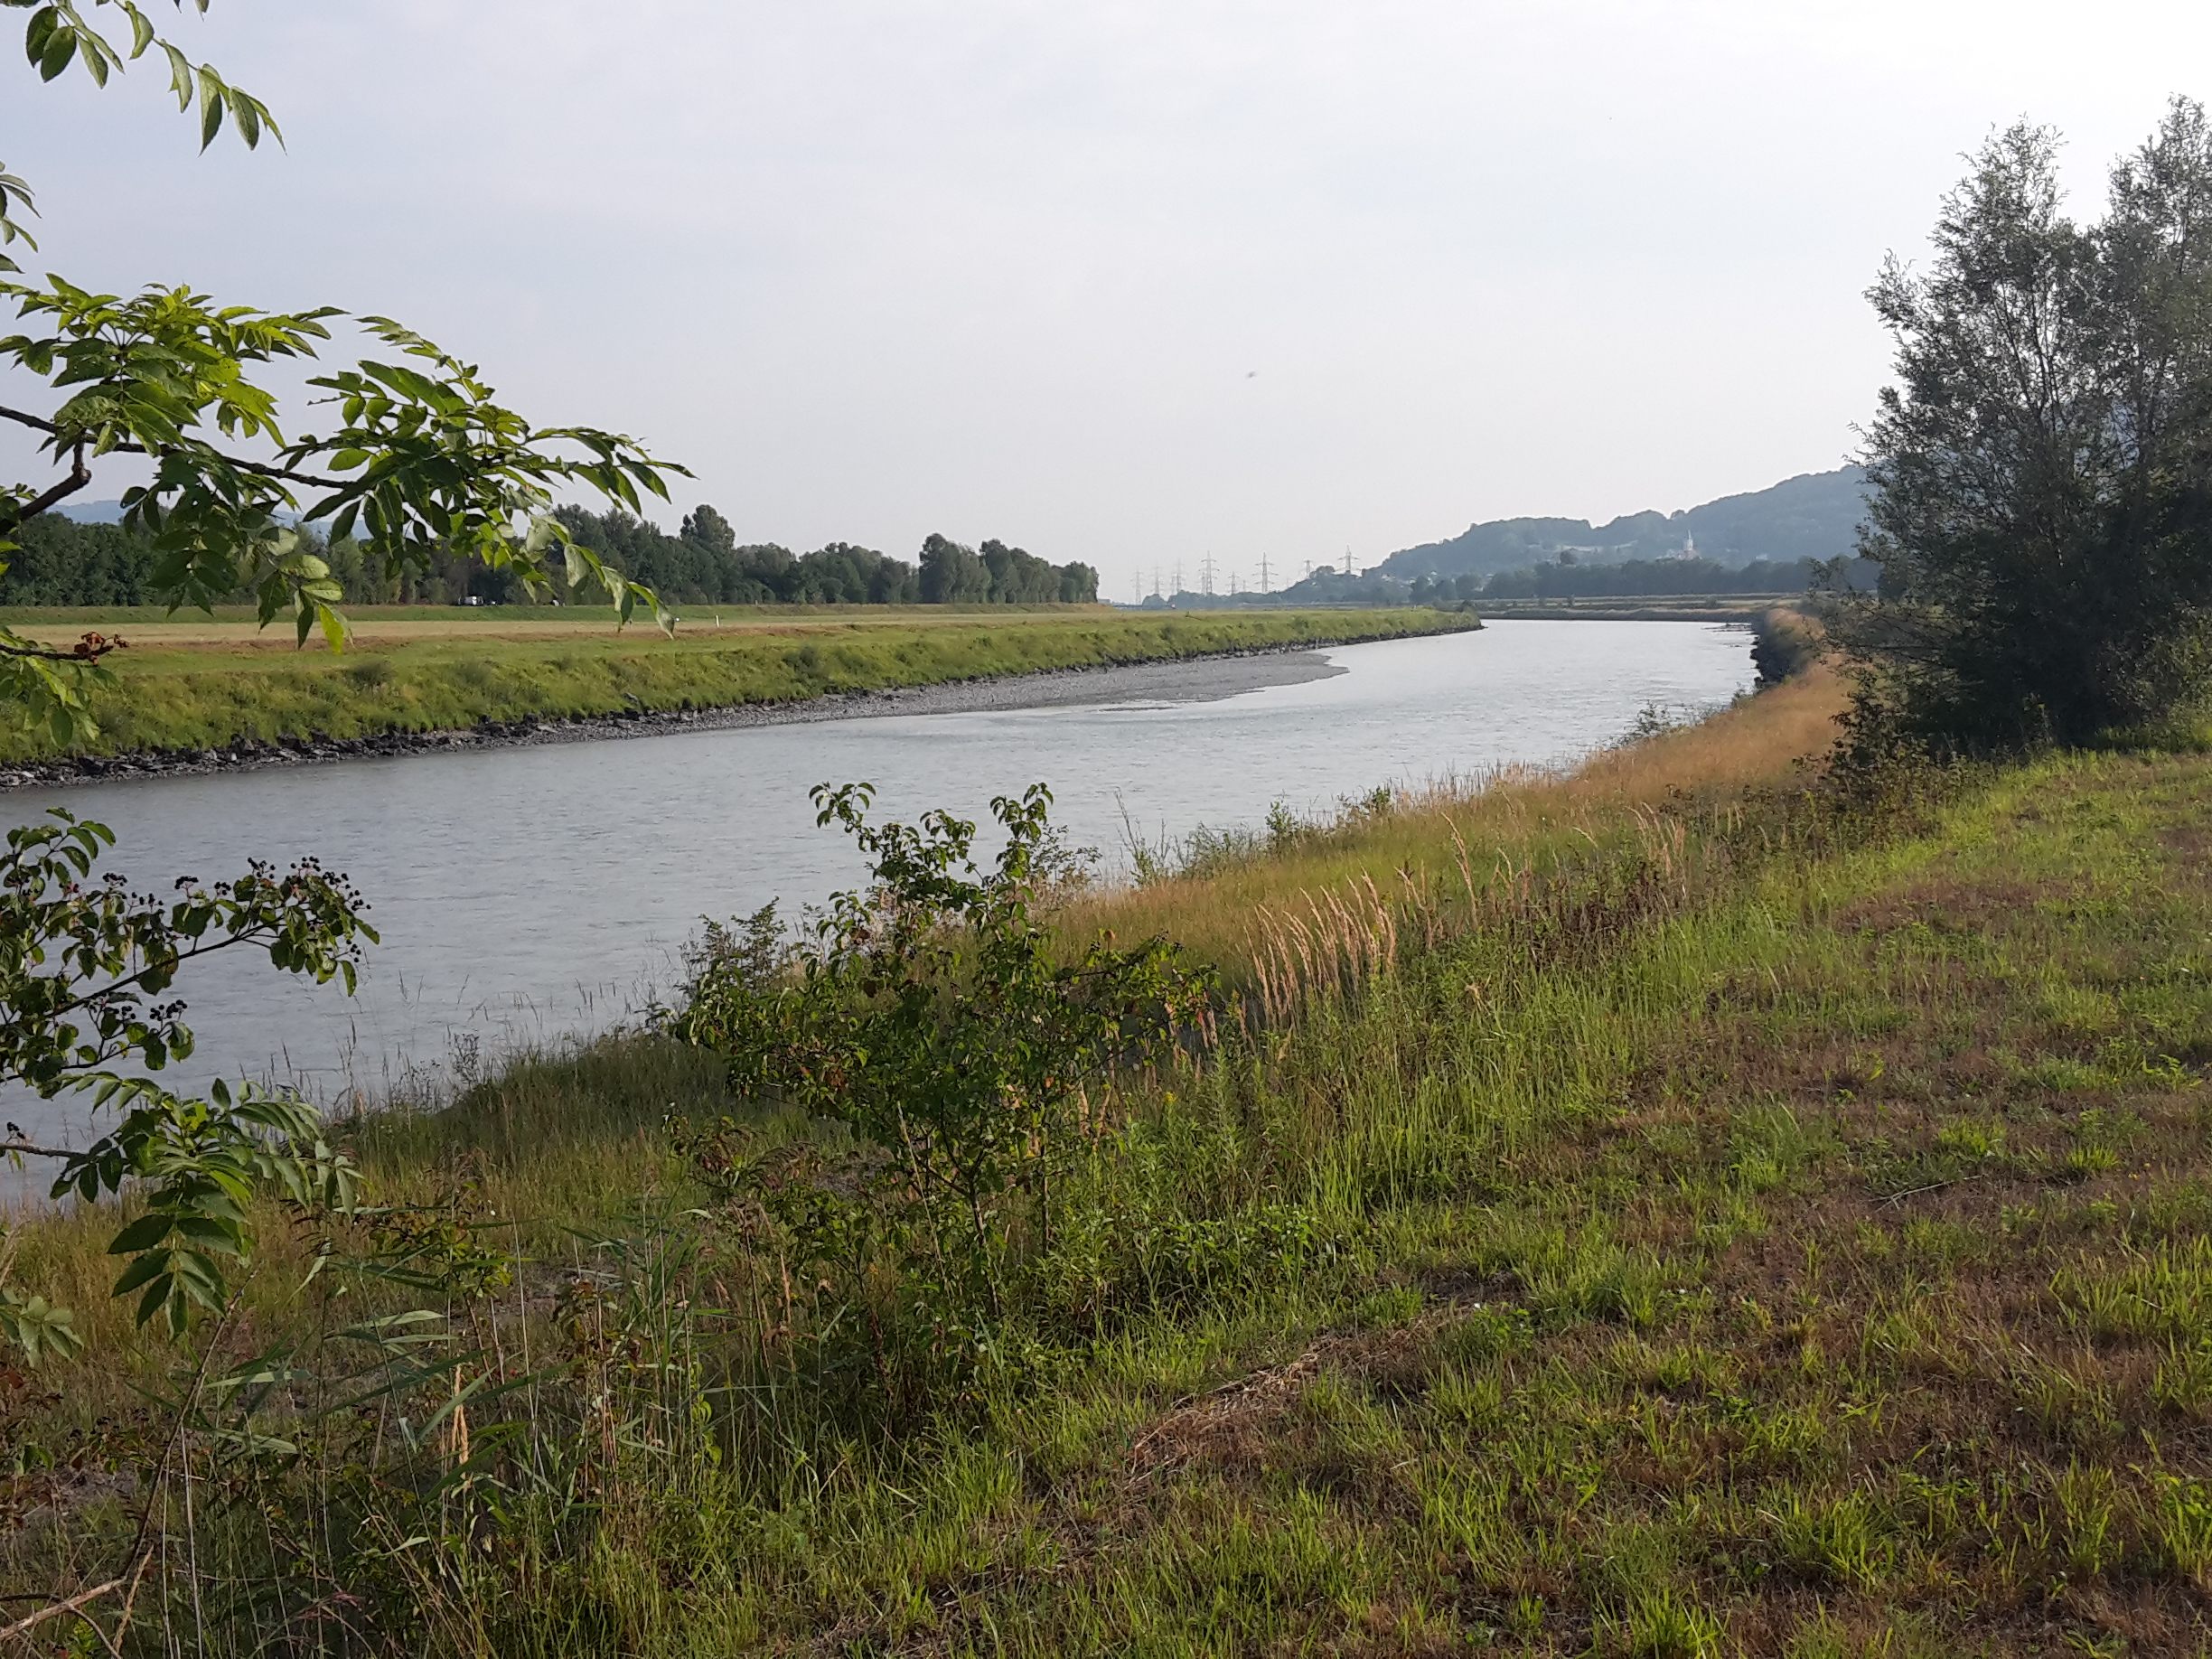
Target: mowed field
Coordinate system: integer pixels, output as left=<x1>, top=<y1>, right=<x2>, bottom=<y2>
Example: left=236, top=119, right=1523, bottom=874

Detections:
left=0, top=602, right=1132, bottom=649
left=0, top=605, right=1479, bottom=763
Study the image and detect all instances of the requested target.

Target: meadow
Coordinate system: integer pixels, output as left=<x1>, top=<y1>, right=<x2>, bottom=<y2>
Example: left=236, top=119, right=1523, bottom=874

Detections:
left=0, top=605, right=1475, bottom=764
left=10, top=654, right=2212, bottom=1654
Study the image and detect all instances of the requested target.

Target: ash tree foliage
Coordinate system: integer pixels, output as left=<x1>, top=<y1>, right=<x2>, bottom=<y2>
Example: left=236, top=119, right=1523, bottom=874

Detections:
left=0, top=1, right=680, bottom=1378
left=1828, top=98, right=2212, bottom=749
left=0, top=0, right=687, bottom=749
left=1, top=811, right=371, bottom=1356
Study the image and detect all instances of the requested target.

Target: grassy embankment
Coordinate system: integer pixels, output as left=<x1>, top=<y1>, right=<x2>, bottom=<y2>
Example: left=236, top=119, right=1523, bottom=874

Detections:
left=14, top=656, right=2212, bottom=1653
left=0, top=605, right=1474, bottom=763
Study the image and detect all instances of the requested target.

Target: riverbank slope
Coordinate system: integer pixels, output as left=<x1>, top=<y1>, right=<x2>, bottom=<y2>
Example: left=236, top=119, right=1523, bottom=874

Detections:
left=0, top=605, right=1478, bottom=777
left=20, top=665, right=2212, bottom=1652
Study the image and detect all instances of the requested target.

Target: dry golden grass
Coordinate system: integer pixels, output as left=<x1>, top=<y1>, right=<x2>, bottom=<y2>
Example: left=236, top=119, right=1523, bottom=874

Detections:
left=1073, top=663, right=1847, bottom=977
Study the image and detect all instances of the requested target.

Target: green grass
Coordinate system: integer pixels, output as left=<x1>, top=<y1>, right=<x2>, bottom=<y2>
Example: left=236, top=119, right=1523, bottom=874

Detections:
left=0, top=606, right=1475, bottom=762
left=14, top=689, right=2212, bottom=1653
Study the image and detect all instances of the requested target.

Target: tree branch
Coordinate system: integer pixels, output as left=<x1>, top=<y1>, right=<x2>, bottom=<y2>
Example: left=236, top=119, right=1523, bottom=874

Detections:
left=0, top=629, right=125, bottom=664
left=35, top=923, right=299, bottom=1028
left=0, top=403, right=344, bottom=492
left=0, top=1574, right=128, bottom=1647
left=0, top=433, right=89, bottom=536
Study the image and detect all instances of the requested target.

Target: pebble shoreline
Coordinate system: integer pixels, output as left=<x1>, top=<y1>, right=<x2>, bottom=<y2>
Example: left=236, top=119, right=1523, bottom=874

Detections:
left=0, top=642, right=1364, bottom=792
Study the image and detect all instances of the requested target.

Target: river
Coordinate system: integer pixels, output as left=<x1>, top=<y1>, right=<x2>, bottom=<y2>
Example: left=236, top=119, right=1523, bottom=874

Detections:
left=3, top=619, right=1752, bottom=1156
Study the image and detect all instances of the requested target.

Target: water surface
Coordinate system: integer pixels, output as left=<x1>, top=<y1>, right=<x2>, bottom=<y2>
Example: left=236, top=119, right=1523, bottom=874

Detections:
left=4, top=619, right=1752, bottom=1152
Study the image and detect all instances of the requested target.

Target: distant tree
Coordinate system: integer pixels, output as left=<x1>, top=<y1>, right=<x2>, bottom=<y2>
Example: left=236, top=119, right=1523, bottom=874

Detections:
left=1828, top=100, right=2212, bottom=748
left=863, top=545, right=922, bottom=604
left=0, top=513, right=149, bottom=605
left=739, top=542, right=795, bottom=600
left=1478, top=555, right=1832, bottom=601
left=680, top=501, right=738, bottom=561
left=918, top=533, right=990, bottom=603
left=978, top=537, right=1065, bottom=603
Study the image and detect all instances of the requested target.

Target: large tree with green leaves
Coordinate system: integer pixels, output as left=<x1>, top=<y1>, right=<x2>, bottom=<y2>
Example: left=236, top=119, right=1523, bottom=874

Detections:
left=0, top=0, right=687, bottom=747
left=1830, top=98, right=2212, bottom=750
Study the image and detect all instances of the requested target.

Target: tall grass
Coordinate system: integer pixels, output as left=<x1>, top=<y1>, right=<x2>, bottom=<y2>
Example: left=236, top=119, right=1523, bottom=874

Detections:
left=1076, top=663, right=1846, bottom=978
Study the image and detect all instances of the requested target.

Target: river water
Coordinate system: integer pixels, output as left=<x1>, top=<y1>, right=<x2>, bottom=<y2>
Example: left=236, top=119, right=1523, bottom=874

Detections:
left=4, top=619, right=1752, bottom=1154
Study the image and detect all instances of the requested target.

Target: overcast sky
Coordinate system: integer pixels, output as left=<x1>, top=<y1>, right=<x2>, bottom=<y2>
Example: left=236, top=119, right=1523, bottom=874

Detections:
left=6, top=1, right=2210, bottom=595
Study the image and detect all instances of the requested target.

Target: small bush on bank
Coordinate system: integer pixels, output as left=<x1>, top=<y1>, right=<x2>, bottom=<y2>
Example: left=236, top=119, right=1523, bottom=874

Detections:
left=673, top=783, right=1213, bottom=1417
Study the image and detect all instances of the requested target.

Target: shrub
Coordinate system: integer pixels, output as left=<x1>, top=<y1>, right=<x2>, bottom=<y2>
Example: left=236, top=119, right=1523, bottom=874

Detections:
left=676, top=782, right=1210, bottom=1410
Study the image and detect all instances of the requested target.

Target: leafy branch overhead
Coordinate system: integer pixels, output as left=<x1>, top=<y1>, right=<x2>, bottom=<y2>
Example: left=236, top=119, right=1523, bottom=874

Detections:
left=2, top=810, right=371, bottom=1347
left=0, top=280, right=688, bottom=643
left=1, top=0, right=690, bottom=746
left=1, top=0, right=278, bottom=270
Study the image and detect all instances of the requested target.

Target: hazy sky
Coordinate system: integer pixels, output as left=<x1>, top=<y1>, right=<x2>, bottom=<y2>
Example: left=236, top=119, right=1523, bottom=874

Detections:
left=7, top=1, right=2210, bottom=595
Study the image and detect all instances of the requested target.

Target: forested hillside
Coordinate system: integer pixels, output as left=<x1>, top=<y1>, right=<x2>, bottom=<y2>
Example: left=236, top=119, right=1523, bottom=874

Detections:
left=1381, top=464, right=1868, bottom=582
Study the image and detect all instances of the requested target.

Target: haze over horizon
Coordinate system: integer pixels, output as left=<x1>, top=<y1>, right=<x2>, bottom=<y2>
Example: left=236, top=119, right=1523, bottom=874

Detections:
left=4, top=0, right=2207, bottom=596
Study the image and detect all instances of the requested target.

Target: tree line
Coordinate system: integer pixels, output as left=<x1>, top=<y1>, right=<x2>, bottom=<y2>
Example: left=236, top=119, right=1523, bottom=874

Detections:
left=0, top=506, right=1101, bottom=610
left=1470, top=554, right=1864, bottom=600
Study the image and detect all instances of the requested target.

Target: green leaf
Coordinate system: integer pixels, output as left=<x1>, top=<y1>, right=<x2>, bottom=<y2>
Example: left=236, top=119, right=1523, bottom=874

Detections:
left=108, top=1212, right=176, bottom=1254
left=139, top=1276, right=177, bottom=1332
left=161, top=41, right=192, bottom=108
left=37, top=23, right=78, bottom=81
left=112, top=1249, right=173, bottom=1299
left=23, top=6, right=59, bottom=65
left=197, top=65, right=223, bottom=149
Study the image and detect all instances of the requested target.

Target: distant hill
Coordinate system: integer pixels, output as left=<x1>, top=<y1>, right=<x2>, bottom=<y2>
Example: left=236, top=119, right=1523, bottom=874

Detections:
left=58, top=498, right=303, bottom=529
left=1378, top=465, right=1869, bottom=583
